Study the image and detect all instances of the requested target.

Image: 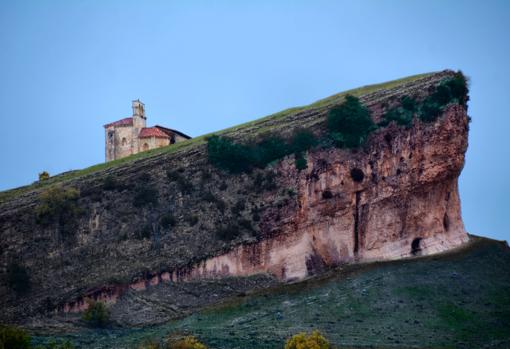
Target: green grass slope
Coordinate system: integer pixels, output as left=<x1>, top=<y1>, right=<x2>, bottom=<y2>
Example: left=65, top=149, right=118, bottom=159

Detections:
left=34, top=237, right=510, bottom=349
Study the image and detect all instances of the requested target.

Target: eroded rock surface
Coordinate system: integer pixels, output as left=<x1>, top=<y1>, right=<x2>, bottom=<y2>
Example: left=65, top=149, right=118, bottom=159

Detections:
left=0, top=71, right=469, bottom=329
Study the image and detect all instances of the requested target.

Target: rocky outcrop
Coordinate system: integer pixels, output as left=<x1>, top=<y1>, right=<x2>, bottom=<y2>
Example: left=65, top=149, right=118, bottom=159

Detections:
left=0, top=71, right=469, bottom=328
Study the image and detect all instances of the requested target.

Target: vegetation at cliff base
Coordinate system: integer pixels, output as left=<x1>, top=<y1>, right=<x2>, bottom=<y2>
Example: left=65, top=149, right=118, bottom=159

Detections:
left=285, top=331, right=330, bottom=349
left=0, top=324, right=31, bottom=349
left=31, top=237, right=508, bottom=349
left=0, top=326, right=74, bottom=349
left=82, top=300, right=110, bottom=328
left=168, top=336, right=208, bottom=349
left=136, top=336, right=208, bottom=349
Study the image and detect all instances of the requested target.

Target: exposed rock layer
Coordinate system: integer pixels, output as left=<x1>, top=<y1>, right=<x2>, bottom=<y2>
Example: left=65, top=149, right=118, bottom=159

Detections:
left=0, top=71, right=469, bottom=327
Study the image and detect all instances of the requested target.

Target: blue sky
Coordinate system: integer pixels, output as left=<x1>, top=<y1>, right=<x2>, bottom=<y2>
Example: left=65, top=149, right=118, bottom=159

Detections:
left=0, top=1, right=509, bottom=241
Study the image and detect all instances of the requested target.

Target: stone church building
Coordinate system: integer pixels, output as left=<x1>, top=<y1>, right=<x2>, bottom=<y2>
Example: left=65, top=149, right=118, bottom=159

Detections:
left=104, top=100, right=191, bottom=161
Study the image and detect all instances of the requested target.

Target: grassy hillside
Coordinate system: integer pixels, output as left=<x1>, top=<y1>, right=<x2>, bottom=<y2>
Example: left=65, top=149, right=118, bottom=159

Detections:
left=33, top=236, right=510, bottom=349
left=0, top=72, right=435, bottom=204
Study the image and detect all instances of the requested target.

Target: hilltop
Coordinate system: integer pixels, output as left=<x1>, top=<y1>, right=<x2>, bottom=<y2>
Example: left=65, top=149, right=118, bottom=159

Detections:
left=2, top=70, right=503, bottom=349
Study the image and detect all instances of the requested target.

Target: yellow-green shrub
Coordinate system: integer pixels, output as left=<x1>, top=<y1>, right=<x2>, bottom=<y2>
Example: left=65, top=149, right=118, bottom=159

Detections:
left=284, top=330, right=330, bottom=349
left=168, top=336, right=207, bottom=349
left=38, top=171, right=50, bottom=181
left=0, top=324, right=31, bottom=349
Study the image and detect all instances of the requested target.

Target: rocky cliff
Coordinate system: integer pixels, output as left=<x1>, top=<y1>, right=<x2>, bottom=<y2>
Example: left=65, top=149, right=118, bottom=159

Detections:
left=0, top=70, right=470, bottom=329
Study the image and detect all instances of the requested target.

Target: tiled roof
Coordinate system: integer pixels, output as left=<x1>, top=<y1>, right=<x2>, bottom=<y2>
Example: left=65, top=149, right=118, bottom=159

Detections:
left=138, top=127, right=170, bottom=138
left=154, top=125, right=192, bottom=139
left=104, top=117, right=133, bottom=128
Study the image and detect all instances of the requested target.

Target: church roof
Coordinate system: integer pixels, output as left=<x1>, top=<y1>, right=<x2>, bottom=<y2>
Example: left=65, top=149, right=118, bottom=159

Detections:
left=154, top=125, right=192, bottom=139
left=138, top=127, right=170, bottom=138
left=104, top=117, right=133, bottom=128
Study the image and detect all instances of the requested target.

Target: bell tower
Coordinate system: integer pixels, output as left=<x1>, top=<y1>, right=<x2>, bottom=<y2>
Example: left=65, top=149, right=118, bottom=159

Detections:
left=132, top=99, right=146, bottom=129
left=132, top=99, right=146, bottom=154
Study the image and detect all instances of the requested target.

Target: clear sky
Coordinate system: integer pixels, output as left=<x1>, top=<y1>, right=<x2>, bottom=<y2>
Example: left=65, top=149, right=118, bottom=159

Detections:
left=0, top=1, right=509, bottom=241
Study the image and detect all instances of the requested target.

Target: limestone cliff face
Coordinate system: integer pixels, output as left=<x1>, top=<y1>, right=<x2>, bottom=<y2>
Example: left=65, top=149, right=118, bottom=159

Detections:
left=0, top=71, right=469, bottom=327
left=175, top=104, right=469, bottom=281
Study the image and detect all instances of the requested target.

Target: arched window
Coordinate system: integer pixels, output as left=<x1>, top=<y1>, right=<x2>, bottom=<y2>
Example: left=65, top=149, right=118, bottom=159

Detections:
left=143, top=143, right=150, bottom=151
left=121, top=137, right=127, bottom=146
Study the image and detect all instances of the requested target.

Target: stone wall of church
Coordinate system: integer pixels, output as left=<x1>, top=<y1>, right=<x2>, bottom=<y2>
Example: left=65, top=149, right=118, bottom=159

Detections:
left=138, top=136, right=170, bottom=152
left=105, top=125, right=135, bottom=161
left=174, top=133, right=189, bottom=143
left=114, top=126, right=135, bottom=160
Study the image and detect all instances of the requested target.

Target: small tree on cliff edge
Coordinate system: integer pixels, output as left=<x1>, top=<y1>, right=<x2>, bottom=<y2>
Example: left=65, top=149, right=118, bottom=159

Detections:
left=327, top=95, right=374, bottom=148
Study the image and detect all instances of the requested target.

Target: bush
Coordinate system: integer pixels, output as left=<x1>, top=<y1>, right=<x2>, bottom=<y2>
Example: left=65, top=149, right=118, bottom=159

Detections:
left=216, top=224, right=240, bottom=241
left=253, top=172, right=277, bottom=191
left=284, top=330, right=330, bottom=349
left=295, top=153, right=307, bottom=171
left=82, top=299, right=110, bottom=328
left=381, top=107, right=413, bottom=127
left=38, top=171, right=50, bottom=181
left=255, top=135, right=289, bottom=166
left=7, top=261, right=31, bottom=295
left=167, top=170, right=193, bottom=194
left=133, top=185, right=158, bottom=207
left=208, top=128, right=318, bottom=173
left=327, top=95, right=375, bottom=148
left=231, top=200, right=246, bottom=215
left=137, top=224, right=152, bottom=240
left=168, top=336, right=207, bottom=349
left=419, top=98, right=442, bottom=122
left=238, top=218, right=254, bottom=233
left=401, top=95, right=418, bottom=112
left=419, top=72, right=469, bottom=122
left=102, top=175, right=119, bottom=191
left=445, top=71, right=469, bottom=105
left=252, top=210, right=261, bottom=222
left=215, top=199, right=226, bottom=213
left=35, top=187, right=81, bottom=237
left=0, top=324, right=31, bottom=349
left=290, top=129, right=317, bottom=154
left=160, top=214, right=176, bottom=229
left=201, top=191, right=217, bottom=203
left=185, top=215, right=199, bottom=226
left=136, top=340, right=161, bottom=349
left=207, top=135, right=255, bottom=173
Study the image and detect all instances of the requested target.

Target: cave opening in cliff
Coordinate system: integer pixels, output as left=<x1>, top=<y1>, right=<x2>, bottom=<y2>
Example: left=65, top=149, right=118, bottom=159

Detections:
left=443, top=213, right=450, bottom=231
left=411, top=238, right=422, bottom=255
left=351, top=168, right=364, bottom=182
